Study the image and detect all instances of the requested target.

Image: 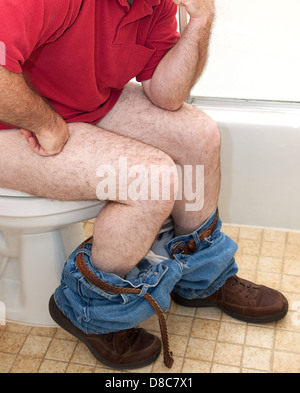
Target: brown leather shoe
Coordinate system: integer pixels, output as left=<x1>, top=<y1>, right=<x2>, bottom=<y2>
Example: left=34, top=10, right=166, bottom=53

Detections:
left=171, top=275, right=289, bottom=324
left=49, top=295, right=161, bottom=369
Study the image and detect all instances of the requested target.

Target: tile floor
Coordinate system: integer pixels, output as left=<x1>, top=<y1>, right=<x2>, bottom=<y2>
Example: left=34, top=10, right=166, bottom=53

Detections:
left=0, top=221, right=300, bottom=373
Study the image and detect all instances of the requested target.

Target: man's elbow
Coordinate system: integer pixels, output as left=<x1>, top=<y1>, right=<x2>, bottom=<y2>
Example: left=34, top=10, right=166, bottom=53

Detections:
left=159, top=99, right=184, bottom=112
left=148, top=94, right=185, bottom=112
left=142, top=80, right=184, bottom=112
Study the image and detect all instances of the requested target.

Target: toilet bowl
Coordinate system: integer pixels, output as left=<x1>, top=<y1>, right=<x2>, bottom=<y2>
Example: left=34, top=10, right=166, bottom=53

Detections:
left=0, top=188, right=105, bottom=326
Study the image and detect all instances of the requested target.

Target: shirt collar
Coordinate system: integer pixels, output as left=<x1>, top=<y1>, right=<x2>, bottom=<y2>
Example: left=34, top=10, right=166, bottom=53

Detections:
left=117, top=0, right=161, bottom=27
left=118, top=0, right=161, bottom=9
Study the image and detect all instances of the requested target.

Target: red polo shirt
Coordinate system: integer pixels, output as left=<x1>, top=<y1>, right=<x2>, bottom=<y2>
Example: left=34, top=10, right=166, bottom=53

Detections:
left=0, top=0, right=180, bottom=129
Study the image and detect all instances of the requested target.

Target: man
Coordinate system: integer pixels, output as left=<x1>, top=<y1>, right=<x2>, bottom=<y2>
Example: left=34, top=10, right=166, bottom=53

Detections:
left=0, top=0, right=288, bottom=369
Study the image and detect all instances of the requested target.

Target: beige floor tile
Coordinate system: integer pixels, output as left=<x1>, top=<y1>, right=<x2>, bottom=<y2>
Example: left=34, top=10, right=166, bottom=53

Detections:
left=285, top=242, right=300, bottom=259
left=242, top=346, right=272, bottom=371
left=39, top=359, right=68, bottom=373
left=281, top=274, right=300, bottom=293
left=30, top=326, right=56, bottom=338
left=191, top=319, right=220, bottom=340
left=256, top=271, right=282, bottom=290
left=45, top=338, right=77, bottom=362
left=260, top=241, right=285, bottom=259
left=195, top=307, right=222, bottom=320
left=10, top=355, right=42, bottom=373
left=239, top=226, right=263, bottom=241
left=0, top=352, right=16, bottom=373
left=277, top=310, right=300, bottom=332
left=186, top=337, right=215, bottom=362
left=211, top=364, right=240, bottom=373
left=54, top=327, right=78, bottom=341
left=4, top=322, right=32, bottom=335
left=168, top=334, right=189, bottom=357
left=70, top=341, right=98, bottom=366
left=169, top=301, right=196, bottom=317
left=245, top=326, right=275, bottom=348
left=273, top=351, right=300, bottom=373
left=0, top=332, right=27, bottom=354
left=287, top=232, right=300, bottom=245
left=181, top=358, right=211, bottom=373
left=258, top=256, right=283, bottom=274
left=218, top=322, right=247, bottom=345
left=222, top=224, right=240, bottom=239
left=235, top=254, right=258, bottom=272
left=166, top=314, right=193, bottom=336
left=275, top=329, right=300, bottom=353
left=283, top=258, right=300, bottom=276
left=214, top=342, right=243, bottom=367
left=263, top=229, right=287, bottom=243
left=66, top=363, right=95, bottom=373
left=20, top=335, right=52, bottom=357
left=237, top=239, right=261, bottom=255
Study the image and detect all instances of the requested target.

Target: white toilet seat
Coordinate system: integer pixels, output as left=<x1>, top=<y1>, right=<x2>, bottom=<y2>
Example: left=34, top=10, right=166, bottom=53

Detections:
left=0, top=188, right=106, bottom=219
left=0, top=188, right=33, bottom=197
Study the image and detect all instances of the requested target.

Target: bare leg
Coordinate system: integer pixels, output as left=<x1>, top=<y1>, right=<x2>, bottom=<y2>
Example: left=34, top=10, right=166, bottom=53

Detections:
left=99, top=83, right=221, bottom=234
left=0, top=123, right=176, bottom=277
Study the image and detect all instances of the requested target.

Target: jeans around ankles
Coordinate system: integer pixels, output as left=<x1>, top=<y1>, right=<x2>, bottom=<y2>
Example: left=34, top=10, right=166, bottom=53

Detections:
left=54, top=209, right=239, bottom=334
left=167, top=211, right=239, bottom=300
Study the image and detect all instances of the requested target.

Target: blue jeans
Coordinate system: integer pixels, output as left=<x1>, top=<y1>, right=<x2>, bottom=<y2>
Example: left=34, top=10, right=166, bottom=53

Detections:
left=54, top=209, right=238, bottom=334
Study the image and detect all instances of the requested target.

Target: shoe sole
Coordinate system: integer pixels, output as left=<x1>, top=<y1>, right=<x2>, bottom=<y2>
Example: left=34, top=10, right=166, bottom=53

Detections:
left=171, top=292, right=289, bottom=324
left=49, top=295, right=161, bottom=370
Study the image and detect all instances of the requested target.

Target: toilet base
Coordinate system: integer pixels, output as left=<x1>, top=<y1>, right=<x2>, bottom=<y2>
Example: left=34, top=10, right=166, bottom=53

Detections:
left=0, top=223, right=86, bottom=326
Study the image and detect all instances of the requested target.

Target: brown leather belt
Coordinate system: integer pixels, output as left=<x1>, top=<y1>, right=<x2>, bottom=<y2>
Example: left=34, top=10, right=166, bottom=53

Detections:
left=170, top=208, right=219, bottom=259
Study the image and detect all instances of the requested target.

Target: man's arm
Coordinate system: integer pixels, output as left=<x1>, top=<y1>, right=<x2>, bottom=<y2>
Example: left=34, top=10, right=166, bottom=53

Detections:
left=0, top=66, right=69, bottom=156
left=142, top=0, right=215, bottom=111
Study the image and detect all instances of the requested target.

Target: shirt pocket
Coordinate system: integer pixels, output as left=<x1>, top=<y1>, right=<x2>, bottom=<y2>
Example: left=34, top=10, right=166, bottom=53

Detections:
left=117, top=43, right=155, bottom=86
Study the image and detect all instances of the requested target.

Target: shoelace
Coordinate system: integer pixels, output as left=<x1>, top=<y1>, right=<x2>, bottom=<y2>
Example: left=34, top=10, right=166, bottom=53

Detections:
left=76, top=237, right=174, bottom=368
left=231, top=275, right=257, bottom=300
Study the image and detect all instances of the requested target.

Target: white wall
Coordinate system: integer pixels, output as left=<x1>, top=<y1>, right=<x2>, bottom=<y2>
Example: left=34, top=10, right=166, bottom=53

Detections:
left=191, top=0, right=300, bottom=102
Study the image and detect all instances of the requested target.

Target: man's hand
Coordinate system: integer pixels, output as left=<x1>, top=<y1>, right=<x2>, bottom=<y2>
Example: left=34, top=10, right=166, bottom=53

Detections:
left=173, top=0, right=215, bottom=20
left=0, top=66, right=70, bottom=157
left=21, top=118, right=69, bottom=157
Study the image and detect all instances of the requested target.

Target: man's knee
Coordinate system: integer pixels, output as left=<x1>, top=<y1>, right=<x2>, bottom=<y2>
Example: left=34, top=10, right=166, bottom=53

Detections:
left=180, top=104, right=221, bottom=157
left=146, top=150, right=178, bottom=212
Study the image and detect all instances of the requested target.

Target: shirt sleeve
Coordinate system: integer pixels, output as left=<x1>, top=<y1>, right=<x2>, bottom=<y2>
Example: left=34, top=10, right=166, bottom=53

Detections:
left=136, top=0, right=181, bottom=82
left=0, top=0, right=81, bottom=73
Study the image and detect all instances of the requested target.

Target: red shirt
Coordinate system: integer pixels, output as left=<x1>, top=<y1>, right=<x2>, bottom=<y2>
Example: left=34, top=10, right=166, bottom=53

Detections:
left=0, top=0, right=180, bottom=129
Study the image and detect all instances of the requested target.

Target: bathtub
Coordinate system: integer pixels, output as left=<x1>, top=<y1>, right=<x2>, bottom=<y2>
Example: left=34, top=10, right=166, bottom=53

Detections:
left=192, top=97, right=300, bottom=232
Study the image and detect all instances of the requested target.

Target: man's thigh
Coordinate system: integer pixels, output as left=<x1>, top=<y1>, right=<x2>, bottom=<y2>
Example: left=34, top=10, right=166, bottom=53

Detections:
left=0, top=123, right=168, bottom=201
left=98, top=82, right=214, bottom=162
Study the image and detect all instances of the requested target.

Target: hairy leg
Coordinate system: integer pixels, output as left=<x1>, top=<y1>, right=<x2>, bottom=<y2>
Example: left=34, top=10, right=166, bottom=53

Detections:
left=99, top=83, right=221, bottom=233
left=0, top=123, right=176, bottom=276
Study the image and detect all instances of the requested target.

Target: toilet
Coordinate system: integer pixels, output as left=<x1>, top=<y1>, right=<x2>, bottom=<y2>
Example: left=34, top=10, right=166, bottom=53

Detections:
left=0, top=188, right=105, bottom=326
